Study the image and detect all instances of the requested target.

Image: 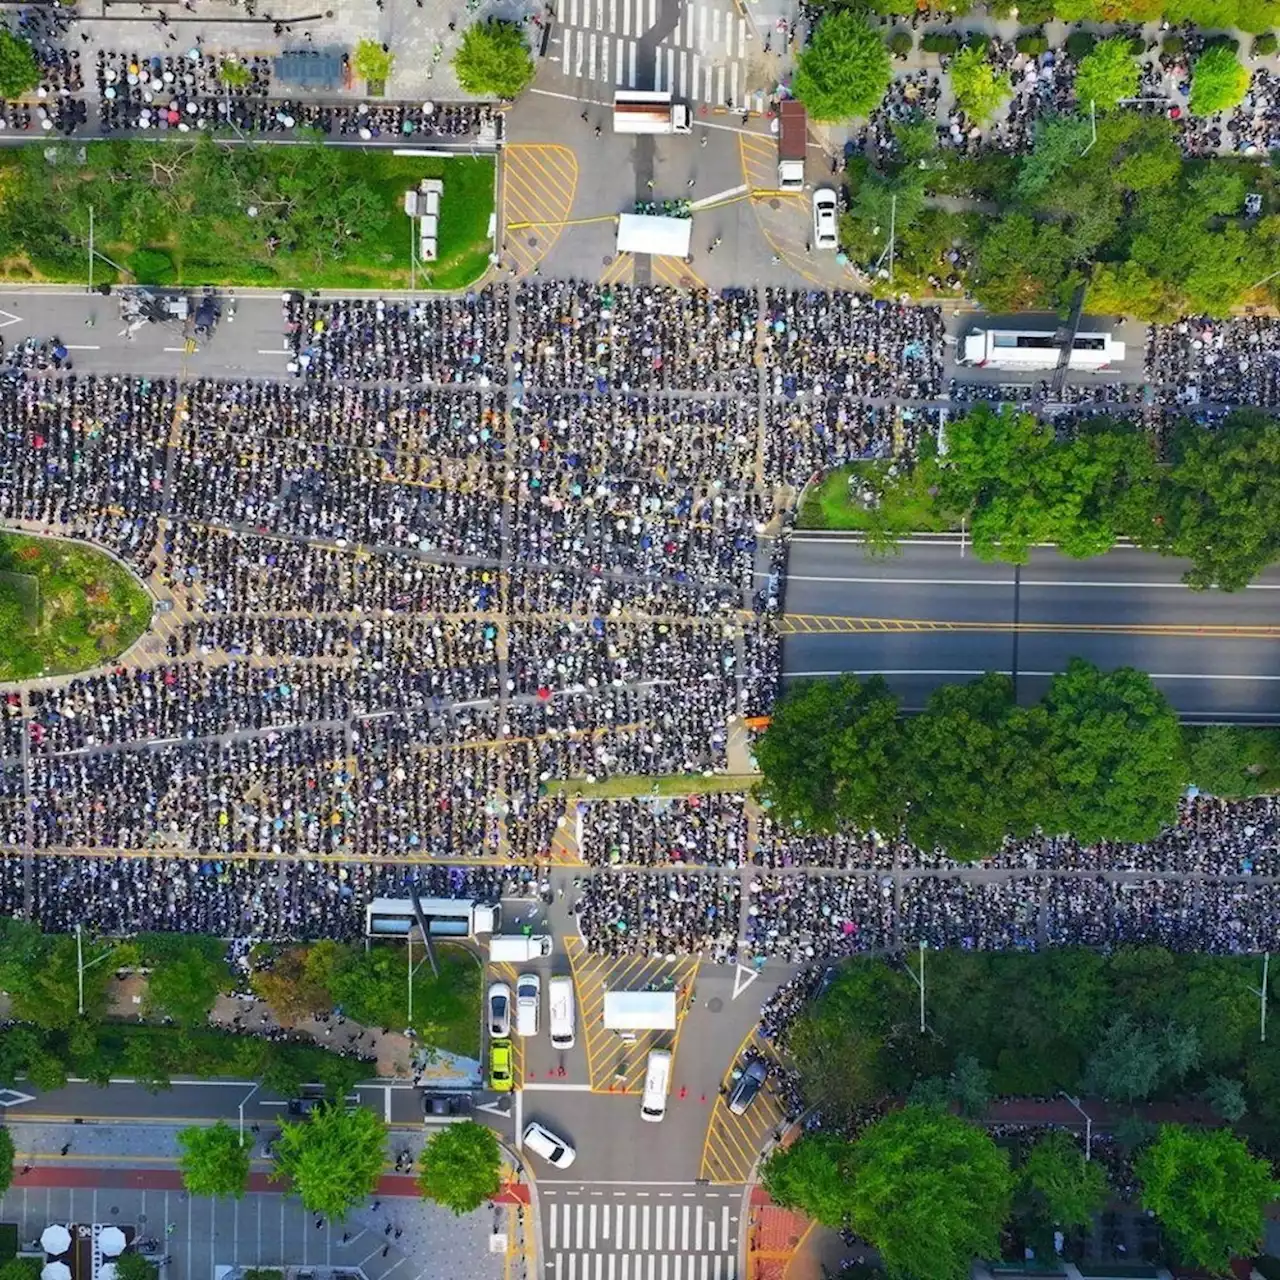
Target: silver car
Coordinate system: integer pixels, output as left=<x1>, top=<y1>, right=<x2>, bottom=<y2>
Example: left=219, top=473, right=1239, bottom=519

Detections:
left=487, top=981, right=512, bottom=1039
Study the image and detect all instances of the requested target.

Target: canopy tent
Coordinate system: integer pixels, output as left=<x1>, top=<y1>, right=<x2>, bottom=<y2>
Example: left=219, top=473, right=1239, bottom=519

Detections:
left=98, top=1228, right=126, bottom=1258
left=42, top=1263, right=72, bottom=1280
left=616, top=214, right=692, bottom=258
left=41, top=1226, right=72, bottom=1257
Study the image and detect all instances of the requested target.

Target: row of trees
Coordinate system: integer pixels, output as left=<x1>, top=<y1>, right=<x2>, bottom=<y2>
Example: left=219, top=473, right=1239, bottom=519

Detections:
left=763, top=1110, right=1277, bottom=1280
left=786, top=952, right=1279, bottom=1132
left=757, top=662, right=1279, bottom=856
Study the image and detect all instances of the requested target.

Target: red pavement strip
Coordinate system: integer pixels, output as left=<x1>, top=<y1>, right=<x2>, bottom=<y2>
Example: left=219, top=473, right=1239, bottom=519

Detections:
left=11, top=1168, right=528, bottom=1204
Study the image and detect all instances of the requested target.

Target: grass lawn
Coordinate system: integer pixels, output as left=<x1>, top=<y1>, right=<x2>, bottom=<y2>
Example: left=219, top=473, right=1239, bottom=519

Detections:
left=0, top=533, right=153, bottom=679
left=797, top=460, right=958, bottom=537
left=0, top=144, right=494, bottom=293
left=542, top=773, right=759, bottom=800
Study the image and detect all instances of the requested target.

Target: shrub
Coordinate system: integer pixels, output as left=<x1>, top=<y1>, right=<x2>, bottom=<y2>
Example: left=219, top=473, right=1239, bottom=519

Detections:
left=127, top=248, right=175, bottom=286
left=964, top=30, right=991, bottom=48
left=1128, top=35, right=1147, bottom=55
left=1162, top=34, right=1186, bottom=55
left=922, top=31, right=961, bottom=54
left=1016, top=30, right=1049, bottom=54
left=887, top=29, right=913, bottom=56
left=1251, top=32, right=1277, bottom=55
left=1065, top=30, right=1097, bottom=59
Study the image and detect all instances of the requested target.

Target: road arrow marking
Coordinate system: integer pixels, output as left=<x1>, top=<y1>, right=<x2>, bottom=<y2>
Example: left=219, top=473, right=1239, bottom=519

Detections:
left=731, top=964, right=759, bottom=1000
left=0, top=1088, right=36, bottom=1107
left=476, top=1099, right=512, bottom=1118
left=0, top=309, right=22, bottom=329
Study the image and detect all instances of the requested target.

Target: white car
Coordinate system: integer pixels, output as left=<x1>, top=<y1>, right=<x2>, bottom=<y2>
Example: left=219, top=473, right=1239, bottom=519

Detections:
left=516, top=972, right=541, bottom=1038
left=812, top=187, right=839, bottom=249
left=487, top=981, right=512, bottom=1040
left=523, top=1120, right=577, bottom=1169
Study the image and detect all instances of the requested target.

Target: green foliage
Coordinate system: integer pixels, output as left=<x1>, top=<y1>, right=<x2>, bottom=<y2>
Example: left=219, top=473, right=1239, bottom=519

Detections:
left=218, top=60, right=252, bottom=87
left=1075, top=37, right=1140, bottom=110
left=886, top=28, right=913, bottom=56
left=1083, top=1014, right=1199, bottom=1101
left=146, top=944, right=228, bottom=1027
left=352, top=38, right=393, bottom=84
left=921, top=31, right=961, bottom=54
left=1044, top=659, right=1185, bottom=846
left=1136, top=1126, right=1278, bottom=1270
left=453, top=20, right=534, bottom=99
left=0, top=1261, right=42, bottom=1280
left=949, top=1054, right=992, bottom=1119
left=1015, top=31, right=1049, bottom=55
left=127, top=248, right=175, bottom=286
left=417, top=1121, right=502, bottom=1215
left=1254, top=32, right=1279, bottom=55
left=1019, top=1131, right=1108, bottom=1230
left=950, top=45, right=1012, bottom=123
left=113, top=1255, right=158, bottom=1280
left=850, top=1108, right=1013, bottom=1280
left=178, top=1122, right=251, bottom=1198
left=1064, top=30, right=1097, bottom=59
left=1202, top=1075, right=1248, bottom=1122
left=755, top=675, right=902, bottom=834
left=250, top=944, right=336, bottom=1026
left=793, top=11, right=892, bottom=122
left=0, top=1128, right=12, bottom=1198
left=973, top=212, right=1075, bottom=310
left=1162, top=34, right=1185, bottom=55
left=0, top=30, right=39, bottom=99
left=760, top=1133, right=857, bottom=1227
left=272, top=1104, right=386, bottom=1220
left=1185, top=726, right=1280, bottom=797
left=1189, top=45, right=1250, bottom=116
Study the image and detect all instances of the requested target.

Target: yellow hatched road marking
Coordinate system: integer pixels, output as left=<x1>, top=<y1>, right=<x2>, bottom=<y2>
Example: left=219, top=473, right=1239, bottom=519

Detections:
left=698, top=1026, right=788, bottom=1185
left=775, top=614, right=1280, bottom=638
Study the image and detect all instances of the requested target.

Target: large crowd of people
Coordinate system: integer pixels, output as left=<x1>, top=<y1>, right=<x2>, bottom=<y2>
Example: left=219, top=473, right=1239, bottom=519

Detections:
left=1, top=282, right=1278, bottom=962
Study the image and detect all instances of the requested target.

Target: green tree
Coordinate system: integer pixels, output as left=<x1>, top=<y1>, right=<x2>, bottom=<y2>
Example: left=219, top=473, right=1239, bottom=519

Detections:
left=417, top=1121, right=502, bottom=1215
left=1202, top=1075, right=1247, bottom=1123
left=760, top=1132, right=857, bottom=1228
left=1136, top=1125, right=1277, bottom=1270
left=0, top=30, right=39, bottom=100
left=0, top=1126, right=13, bottom=1198
left=114, top=1255, right=158, bottom=1280
left=178, top=1122, right=251, bottom=1198
left=1019, top=1131, right=1108, bottom=1229
left=453, top=20, right=534, bottom=99
left=792, top=11, right=892, bottom=122
left=271, top=1104, right=386, bottom=1219
left=218, top=60, right=252, bottom=88
left=251, top=944, right=335, bottom=1026
left=949, top=1054, right=991, bottom=1119
left=352, top=39, right=393, bottom=84
left=1188, top=45, right=1250, bottom=116
left=1186, top=726, right=1280, bottom=798
left=146, top=945, right=226, bottom=1027
left=1074, top=37, right=1139, bottom=111
left=973, top=213, right=1075, bottom=311
left=850, top=1107, right=1013, bottom=1280
left=1159, top=411, right=1280, bottom=590
left=0, top=1260, right=42, bottom=1280
left=1044, top=659, right=1184, bottom=846
left=950, top=45, right=1012, bottom=124
left=9, top=933, right=114, bottom=1029
left=755, top=675, right=902, bottom=833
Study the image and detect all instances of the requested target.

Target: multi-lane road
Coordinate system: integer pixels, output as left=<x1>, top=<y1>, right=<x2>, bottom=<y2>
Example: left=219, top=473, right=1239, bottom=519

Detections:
left=781, top=533, right=1280, bottom=721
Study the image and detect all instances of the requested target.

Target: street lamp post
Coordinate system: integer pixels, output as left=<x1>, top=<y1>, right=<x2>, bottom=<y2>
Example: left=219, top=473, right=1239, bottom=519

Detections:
left=905, top=939, right=927, bottom=1033
left=76, top=923, right=116, bottom=1016
left=1249, top=952, right=1269, bottom=1043
left=1060, top=1092, right=1093, bottom=1159
left=238, top=1082, right=261, bottom=1142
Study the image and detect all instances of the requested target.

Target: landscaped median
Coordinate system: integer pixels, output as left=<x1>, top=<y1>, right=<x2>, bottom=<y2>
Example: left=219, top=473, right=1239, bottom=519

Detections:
left=0, top=139, right=494, bottom=291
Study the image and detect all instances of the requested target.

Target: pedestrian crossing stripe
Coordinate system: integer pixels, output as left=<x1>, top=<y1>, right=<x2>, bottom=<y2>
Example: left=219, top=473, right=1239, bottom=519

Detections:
left=556, top=0, right=750, bottom=55
left=548, top=1200, right=737, bottom=1255
left=548, top=1254, right=738, bottom=1280
left=558, top=30, right=746, bottom=106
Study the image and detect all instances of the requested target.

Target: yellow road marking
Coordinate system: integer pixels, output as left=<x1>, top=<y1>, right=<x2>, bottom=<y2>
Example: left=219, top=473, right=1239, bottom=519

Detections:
left=775, top=615, right=1280, bottom=638
left=501, top=144, right=580, bottom=278
left=698, top=1027, right=788, bottom=1185
left=490, top=960, right=527, bottom=1089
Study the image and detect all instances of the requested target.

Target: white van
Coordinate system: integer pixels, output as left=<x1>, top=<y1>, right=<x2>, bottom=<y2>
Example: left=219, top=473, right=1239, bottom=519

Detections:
left=489, top=934, right=553, bottom=963
left=640, top=1049, right=672, bottom=1123
left=548, top=976, right=576, bottom=1050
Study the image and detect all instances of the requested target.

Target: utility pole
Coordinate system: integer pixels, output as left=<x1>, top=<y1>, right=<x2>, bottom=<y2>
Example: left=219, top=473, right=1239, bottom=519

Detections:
left=87, top=206, right=94, bottom=294
left=905, top=939, right=926, bottom=1033
left=407, top=925, right=414, bottom=1024
left=1061, top=1092, right=1093, bottom=1159
left=1080, top=99, right=1097, bottom=156
left=76, top=922, right=84, bottom=1016
left=1249, top=952, right=1269, bottom=1043
left=409, top=218, right=416, bottom=294
left=887, top=192, right=896, bottom=285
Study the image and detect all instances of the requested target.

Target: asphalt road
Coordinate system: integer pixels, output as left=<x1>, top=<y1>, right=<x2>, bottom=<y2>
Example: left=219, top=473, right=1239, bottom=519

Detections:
left=781, top=534, right=1280, bottom=721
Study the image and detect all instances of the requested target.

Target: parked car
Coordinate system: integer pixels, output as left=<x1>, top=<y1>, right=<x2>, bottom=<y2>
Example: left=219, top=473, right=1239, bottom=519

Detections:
left=516, top=972, right=541, bottom=1038
left=488, top=980, right=512, bottom=1039
left=728, top=1059, right=769, bottom=1115
left=422, top=1092, right=474, bottom=1120
left=522, top=1120, right=576, bottom=1169
left=812, top=187, right=839, bottom=249
left=489, top=1040, right=514, bottom=1093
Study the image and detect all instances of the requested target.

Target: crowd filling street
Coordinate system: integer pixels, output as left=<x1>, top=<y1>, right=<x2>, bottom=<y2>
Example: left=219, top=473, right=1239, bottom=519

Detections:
left=1, top=285, right=1280, bottom=965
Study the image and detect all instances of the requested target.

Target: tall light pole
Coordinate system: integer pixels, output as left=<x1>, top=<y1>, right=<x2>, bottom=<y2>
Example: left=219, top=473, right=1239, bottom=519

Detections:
left=906, top=939, right=927, bottom=1033
left=238, top=1082, right=260, bottom=1142
left=88, top=206, right=94, bottom=294
left=76, top=923, right=114, bottom=1016
left=1249, top=952, right=1269, bottom=1044
left=1061, top=1092, right=1093, bottom=1159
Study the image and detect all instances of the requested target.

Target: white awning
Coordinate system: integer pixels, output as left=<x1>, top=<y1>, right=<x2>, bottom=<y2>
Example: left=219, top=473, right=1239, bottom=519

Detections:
left=616, top=214, right=692, bottom=258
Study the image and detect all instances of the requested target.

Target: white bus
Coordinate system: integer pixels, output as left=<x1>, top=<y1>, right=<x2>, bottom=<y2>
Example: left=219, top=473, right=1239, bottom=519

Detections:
left=613, top=90, right=692, bottom=135
left=365, top=896, right=500, bottom=938
left=960, top=328, right=1125, bottom=372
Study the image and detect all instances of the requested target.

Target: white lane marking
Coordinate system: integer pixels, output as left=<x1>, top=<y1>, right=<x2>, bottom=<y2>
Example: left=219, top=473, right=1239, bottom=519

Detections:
left=63, top=344, right=100, bottom=351
left=162, top=346, right=188, bottom=352
left=628, top=40, right=636, bottom=87
left=616, top=38, right=624, bottom=83
left=628, top=1204, right=637, bottom=1250
left=785, top=669, right=1280, bottom=682
left=682, top=1206, right=690, bottom=1252
left=642, top=1204, right=650, bottom=1251
left=550, top=1201, right=559, bottom=1251
left=523, top=1082, right=594, bottom=1091
left=0, top=309, right=22, bottom=328
left=256, top=347, right=291, bottom=354
left=720, top=1206, right=729, bottom=1247
left=783, top=574, right=1280, bottom=589
left=589, top=1203, right=597, bottom=1249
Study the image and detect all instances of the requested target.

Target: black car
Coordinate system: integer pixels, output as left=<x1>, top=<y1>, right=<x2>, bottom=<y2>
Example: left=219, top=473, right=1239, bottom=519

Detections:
left=728, top=1059, right=769, bottom=1116
left=422, top=1092, right=474, bottom=1120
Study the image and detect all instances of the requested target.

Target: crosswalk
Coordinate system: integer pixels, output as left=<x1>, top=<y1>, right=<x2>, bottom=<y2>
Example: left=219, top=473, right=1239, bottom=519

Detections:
left=553, top=0, right=752, bottom=107
left=546, top=1199, right=739, bottom=1280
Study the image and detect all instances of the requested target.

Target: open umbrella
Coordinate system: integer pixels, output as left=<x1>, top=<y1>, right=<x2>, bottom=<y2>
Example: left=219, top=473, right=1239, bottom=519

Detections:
left=42, top=1262, right=71, bottom=1280
left=98, top=1227, right=126, bottom=1257
left=41, top=1226, right=71, bottom=1256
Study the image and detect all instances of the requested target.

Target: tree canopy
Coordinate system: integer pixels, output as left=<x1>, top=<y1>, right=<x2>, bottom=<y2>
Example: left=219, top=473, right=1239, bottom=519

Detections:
left=271, top=1104, right=387, bottom=1219
left=949, top=46, right=1012, bottom=124
left=760, top=1132, right=858, bottom=1228
left=1018, top=1131, right=1108, bottom=1232
left=1073, top=37, right=1139, bottom=111
left=177, top=1122, right=251, bottom=1199
left=352, top=39, right=393, bottom=84
left=792, top=11, right=892, bottom=122
left=453, top=20, right=535, bottom=99
left=0, top=30, right=39, bottom=100
left=113, top=1257, right=158, bottom=1280
left=146, top=944, right=227, bottom=1027
left=417, top=1121, right=502, bottom=1215
left=1188, top=45, right=1250, bottom=116
left=1136, top=1125, right=1278, bottom=1270
left=850, top=1107, right=1013, bottom=1280
left=0, top=1126, right=13, bottom=1198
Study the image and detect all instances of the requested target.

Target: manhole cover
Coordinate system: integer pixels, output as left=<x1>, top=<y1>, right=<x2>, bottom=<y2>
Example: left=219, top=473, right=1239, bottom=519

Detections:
left=526, top=235, right=539, bottom=249
left=137, top=1216, right=146, bottom=1224
left=110, top=1207, right=119, bottom=1217
left=707, top=996, right=724, bottom=1013
left=769, top=199, right=781, bottom=210
left=603, top=255, right=613, bottom=265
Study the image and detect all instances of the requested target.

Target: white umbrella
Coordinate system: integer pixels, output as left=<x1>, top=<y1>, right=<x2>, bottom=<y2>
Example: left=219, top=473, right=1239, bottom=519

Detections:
left=42, top=1262, right=71, bottom=1280
left=100, top=1266, right=118, bottom=1280
left=41, top=1226, right=71, bottom=1256
left=99, top=1227, right=126, bottom=1258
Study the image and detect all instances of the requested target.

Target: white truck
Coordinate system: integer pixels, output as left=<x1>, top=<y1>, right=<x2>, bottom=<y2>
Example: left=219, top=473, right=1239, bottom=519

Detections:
left=613, top=90, right=692, bottom=135
left=777, top=100, right=807, bottom=191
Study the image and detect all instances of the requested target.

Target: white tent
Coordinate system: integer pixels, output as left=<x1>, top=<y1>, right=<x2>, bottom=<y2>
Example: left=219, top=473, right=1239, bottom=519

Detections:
left=615, top=214, right=692, bottom=258
left=41, top=1226, right=72, bottom=1256
left=42, top=1263, right=72, bottom=1280
left=99, top=1227, right=127, bottom=1257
